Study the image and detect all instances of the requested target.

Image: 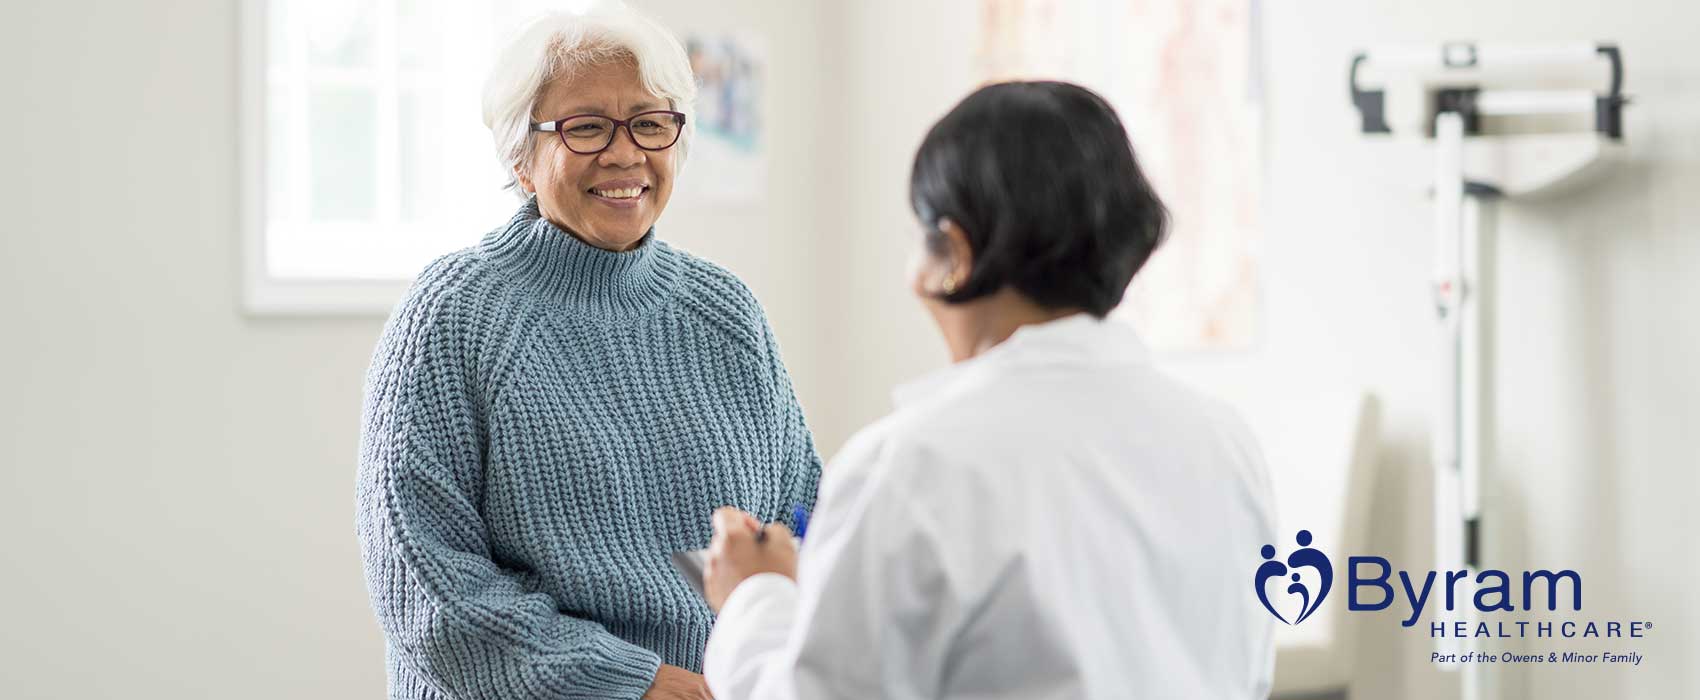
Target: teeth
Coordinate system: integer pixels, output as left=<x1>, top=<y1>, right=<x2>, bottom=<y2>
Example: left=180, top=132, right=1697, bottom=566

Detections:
left=593, top=186, right=644, bottom=199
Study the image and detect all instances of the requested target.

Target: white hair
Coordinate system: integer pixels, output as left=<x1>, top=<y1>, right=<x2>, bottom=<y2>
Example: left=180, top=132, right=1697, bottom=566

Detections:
left=482, top=4, right=698, bottom=199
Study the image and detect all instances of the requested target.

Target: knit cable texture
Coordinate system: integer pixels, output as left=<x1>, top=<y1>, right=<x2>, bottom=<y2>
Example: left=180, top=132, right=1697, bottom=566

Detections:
left=357, top=200, right=822, bottom=699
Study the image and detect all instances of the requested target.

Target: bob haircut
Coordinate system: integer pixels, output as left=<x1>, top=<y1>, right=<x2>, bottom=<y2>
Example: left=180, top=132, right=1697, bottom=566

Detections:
left=482, top=4, right=698, bottom=199
left=909, top=81, right=1169, bottom=318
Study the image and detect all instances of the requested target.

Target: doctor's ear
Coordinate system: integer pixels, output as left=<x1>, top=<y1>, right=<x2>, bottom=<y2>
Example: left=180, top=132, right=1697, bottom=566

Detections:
left=933, top=218, right=975, bottom=294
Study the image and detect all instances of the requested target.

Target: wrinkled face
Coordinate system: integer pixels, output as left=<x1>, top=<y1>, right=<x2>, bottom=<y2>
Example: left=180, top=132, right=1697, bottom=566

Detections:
left=516, top=59, right=676, bottom=251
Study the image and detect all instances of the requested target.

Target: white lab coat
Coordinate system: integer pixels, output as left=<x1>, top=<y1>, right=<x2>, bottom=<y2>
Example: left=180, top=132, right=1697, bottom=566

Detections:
left=704, top=314, right=1276, bottom=699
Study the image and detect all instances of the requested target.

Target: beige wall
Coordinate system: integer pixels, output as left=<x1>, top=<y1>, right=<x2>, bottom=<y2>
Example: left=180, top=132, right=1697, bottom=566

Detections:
left=2, top=0, right=1696, bottom=698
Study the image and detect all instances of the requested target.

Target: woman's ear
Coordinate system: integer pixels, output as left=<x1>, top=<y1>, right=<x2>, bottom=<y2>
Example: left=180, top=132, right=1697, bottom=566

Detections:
left=513, top=164, right=535, bottom=194
left=936, top=218, right=975, bottom=288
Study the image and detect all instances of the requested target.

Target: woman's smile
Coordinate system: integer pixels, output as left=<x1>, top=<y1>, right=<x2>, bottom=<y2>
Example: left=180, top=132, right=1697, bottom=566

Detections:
left=587, top=178, right=651, bottom=209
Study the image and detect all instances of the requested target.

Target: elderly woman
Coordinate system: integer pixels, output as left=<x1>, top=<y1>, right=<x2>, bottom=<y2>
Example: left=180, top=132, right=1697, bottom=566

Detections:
left=699, top=82, right=1276, bottom=698
left=356, top=7, right=819, bottom=700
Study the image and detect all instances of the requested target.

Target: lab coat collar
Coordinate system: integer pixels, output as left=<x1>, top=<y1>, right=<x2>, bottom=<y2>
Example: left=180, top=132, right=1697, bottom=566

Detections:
left=890, top=313, right=1150, bottom=409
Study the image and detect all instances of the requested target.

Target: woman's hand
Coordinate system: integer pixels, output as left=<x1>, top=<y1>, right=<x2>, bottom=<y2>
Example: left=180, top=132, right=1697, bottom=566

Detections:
left=705, top=507, right=799, bottom=612
left=643, top=663, right=712, bottom=699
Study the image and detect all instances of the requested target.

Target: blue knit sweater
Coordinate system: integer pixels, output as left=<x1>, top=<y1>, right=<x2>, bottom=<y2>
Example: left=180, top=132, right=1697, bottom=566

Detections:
left=356, top=200, right=822, bottom=699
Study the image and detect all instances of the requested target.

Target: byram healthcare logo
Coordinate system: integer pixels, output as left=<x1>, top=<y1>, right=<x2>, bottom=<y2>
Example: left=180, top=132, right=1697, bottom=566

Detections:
left=1255, top=530, right=1333, bottom=625
left=1252, top=530, right=1656, bottom=668
left=1253, top=529, right=1598, bottom=629
left=1251, top=530, right=1653, bottom=649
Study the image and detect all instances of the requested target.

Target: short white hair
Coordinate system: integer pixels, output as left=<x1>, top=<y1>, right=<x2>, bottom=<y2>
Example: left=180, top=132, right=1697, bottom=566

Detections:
left=482, top=4, right=698, bottom=199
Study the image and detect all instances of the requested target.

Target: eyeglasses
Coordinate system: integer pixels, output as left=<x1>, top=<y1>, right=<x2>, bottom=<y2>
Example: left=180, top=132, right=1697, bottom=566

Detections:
left=531, top=110, right=687, bottom=155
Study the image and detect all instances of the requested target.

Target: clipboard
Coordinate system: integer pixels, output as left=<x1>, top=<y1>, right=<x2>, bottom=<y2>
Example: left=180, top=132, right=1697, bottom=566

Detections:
left=670, top=548, right=712, bottom=598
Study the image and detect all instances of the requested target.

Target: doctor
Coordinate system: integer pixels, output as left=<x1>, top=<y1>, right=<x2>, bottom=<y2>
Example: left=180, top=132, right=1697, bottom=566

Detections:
left=700, top=81, right=1277, bottom=699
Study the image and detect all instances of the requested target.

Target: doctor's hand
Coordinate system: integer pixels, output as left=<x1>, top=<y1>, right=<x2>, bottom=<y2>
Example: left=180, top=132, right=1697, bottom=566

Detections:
left=643, top=663, right=712, bottom=700
left=705, top=506, right=798, bottom=613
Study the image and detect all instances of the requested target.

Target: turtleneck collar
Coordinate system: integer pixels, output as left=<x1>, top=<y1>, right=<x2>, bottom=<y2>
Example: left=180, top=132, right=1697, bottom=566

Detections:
left=479, top=197, right=680, bottom=318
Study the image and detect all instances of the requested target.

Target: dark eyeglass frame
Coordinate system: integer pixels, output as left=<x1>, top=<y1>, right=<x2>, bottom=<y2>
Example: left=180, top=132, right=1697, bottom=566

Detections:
left=531, top=110, right=688, bottom=155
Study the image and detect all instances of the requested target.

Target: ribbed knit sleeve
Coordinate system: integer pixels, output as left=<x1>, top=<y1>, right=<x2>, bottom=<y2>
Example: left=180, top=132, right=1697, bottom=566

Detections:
left=356, top=254, right=662, bottom=699
left=759, top=312, right=823, bottom=531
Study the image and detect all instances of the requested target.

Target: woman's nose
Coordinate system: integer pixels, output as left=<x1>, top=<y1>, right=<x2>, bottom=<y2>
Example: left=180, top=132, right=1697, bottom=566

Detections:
left=597, top=127, right=646, bottom=167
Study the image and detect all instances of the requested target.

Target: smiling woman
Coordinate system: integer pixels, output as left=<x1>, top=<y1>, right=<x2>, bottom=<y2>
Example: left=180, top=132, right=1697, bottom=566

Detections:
left=482, top=6, right=698, bottom=250
left=354, top=6, right=820, bottom=700
left=515, top=60, right=683, bottom=250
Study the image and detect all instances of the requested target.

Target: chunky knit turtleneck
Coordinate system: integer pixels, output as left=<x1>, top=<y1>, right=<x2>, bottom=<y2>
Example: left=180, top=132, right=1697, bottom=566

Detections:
left=478, top=200, right=680, bottom=317
left=357, top=200, right=822, bottom=699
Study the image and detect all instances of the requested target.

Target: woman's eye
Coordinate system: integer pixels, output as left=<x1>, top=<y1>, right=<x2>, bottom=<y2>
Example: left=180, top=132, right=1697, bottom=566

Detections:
left=568, top=124, right=606, bottom=135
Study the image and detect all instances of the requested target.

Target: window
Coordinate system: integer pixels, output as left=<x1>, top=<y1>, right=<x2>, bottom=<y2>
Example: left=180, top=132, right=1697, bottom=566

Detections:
left=240, top=0, right=576, bottom=313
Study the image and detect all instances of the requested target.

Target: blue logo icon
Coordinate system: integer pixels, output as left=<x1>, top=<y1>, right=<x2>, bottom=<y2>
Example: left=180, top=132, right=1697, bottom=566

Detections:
left=1256, top=530, right=1334, bottom=625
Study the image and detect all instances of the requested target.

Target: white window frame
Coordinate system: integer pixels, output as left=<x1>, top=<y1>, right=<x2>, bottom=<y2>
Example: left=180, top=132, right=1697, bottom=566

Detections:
left=239, top=1, right=416, bottom=315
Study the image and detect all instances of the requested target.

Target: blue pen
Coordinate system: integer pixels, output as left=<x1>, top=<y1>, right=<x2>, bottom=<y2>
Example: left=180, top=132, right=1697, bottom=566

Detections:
left=791, top=503, right=811, bottom=540
left=755, top=503, right=810, bottom=544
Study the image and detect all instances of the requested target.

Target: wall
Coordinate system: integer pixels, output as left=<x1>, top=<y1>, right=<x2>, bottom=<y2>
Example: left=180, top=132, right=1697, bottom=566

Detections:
left=809, top=0, right=973, bottom=452
left=820, top=1, right=1700, bottom=699
left=0, top=0, right=835, bottom=697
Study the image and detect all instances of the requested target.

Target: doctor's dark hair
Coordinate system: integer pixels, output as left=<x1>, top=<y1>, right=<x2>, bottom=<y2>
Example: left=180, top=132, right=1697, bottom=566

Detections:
left=909, top=81, right=1168, bottom=317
